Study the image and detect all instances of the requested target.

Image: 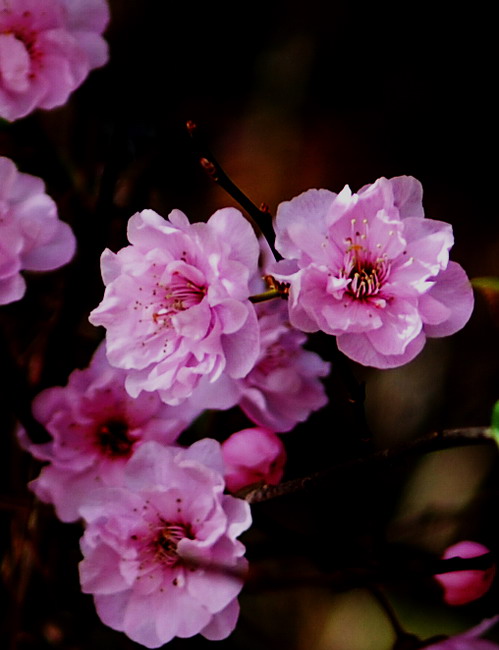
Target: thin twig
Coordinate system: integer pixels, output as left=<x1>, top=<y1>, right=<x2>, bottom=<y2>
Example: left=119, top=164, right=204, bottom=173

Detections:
left=186, top=121, right=280, bottom=259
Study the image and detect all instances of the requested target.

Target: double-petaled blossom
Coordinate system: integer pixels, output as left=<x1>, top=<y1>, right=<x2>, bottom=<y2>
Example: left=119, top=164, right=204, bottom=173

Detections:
left=79, top=440, right=251, bottom=647
left=272, top=176, right=474, bottom=368
left=0, top=0, right=109, bottom=121
left=185, top=301, right=330, bottom=432
left=221, top=427, right=286, bottom=493
left=434, top=541, right=496, bottom=606
left=89, top=208, right=261, bottom=405
left=0, top=156, right=75, bottom=304
left=19, top=343, right=199, bottom=522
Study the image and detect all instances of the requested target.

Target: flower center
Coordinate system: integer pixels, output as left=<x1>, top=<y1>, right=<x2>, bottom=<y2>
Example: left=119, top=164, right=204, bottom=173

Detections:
left=152, top=522, right=192, bottom=567
left=342, top=248, right=390, bottom=301
left=152, top=272, right=206, bottom=327
left=96, top=419, right=134, bottom=458
left=347, top=261, right=383, bottom=299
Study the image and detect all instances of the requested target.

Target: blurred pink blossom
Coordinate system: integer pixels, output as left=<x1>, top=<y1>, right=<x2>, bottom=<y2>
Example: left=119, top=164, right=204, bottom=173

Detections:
left=434, top=541, right=496, bottom=606
left=0, top=0, right=109, bottom=121
left=183, top=301, right=330, bottom=432
left=238, top=302, right=330, bottom=431
left=19, top=343, right=199, bottom=522
left=79, top=440, right=251, bottom=647
left=272, top=176, right=474, bottom=368
left=0, top=156, right=75, bottom=304
left=222, top=427, right=286, bottom=492
left=89, top=208, right=261, bottom=405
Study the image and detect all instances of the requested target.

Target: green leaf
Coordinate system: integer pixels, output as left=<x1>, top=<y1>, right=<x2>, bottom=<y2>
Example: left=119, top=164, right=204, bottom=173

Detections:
left=490, top=400, right=499, bottom=445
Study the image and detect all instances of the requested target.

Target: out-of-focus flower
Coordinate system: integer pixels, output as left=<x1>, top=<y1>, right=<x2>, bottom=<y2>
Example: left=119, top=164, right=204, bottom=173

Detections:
left=0, top=156, right=75, bottom=304
left=19, top=343, right=199, bottom=522
left=222, top=427, right=286, bottom=492
left=434, top=541, right=496, bottom=606
left=184, top=301, right=330, bottom=432
left=423, top=615, right=499, bottom=648
left=0, top=0, right=109, bottom=121
left=89, top=208, right=260, bottom=405
left=237, top=302, right=330, bottom=431
left=272, top=176, right=474, bottom=368
left=79, top=440, right=251, bottom=648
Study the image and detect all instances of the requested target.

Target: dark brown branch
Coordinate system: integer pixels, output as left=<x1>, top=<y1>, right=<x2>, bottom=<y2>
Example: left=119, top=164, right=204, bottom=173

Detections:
left=245, top=427, right=495, bottom=504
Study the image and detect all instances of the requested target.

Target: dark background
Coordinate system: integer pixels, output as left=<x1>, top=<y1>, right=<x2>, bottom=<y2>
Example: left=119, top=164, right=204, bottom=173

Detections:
left=1, top=1, right=499, bottom=649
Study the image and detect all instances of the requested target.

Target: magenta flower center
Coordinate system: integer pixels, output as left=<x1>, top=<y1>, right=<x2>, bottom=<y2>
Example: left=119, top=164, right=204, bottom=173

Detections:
left=95, top=419, right=134, bottom=458
left=152, top=272, right=206, bottom=327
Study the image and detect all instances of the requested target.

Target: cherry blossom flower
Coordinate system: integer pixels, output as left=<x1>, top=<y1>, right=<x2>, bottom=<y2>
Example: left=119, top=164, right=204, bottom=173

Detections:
left=237, top=302, right=330, bottom=431
left=423, top=616, right=499, bottom=649
left=272, top=176, right=474, bottom=368
left=222, top=427, right=286, bottom=492
left=434, top=541, right=496, bottom=606
left=79, top=440, right=251, bottom=648
left=89, top=208, right=261, bottom=405
left=0, top=0, right=109, bottom=122
left=0, top=156, right=75, bottom=304
left=19, top=343, right=199, bottom=522
left=183, top=301, right=330, bottom=432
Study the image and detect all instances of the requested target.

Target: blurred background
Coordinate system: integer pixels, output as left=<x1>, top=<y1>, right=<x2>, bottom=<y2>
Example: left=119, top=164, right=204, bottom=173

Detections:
left=1, top=1, right=499, bottom=648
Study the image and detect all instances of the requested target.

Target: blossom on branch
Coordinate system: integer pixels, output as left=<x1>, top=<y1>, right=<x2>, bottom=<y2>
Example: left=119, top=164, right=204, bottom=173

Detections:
left=0, top=156, right=75, bottom=304
left=79, top=440, right=251, bottom=647
left=89, top=208, right=260, bottom=405
left=272, top=176, right=474, bottom=368
left=222, top=427, right=286, bottom=493
left=0, top=0, right=109, bottom=121
left=19, top=343, right=198, bottom=522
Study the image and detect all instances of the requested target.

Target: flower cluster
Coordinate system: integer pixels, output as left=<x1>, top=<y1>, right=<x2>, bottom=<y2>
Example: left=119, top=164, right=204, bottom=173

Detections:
left=0, top=0, right=109, bottom=121
left=0, top=156, right=75, bottom=304
left=19, top=172, right=477, bottom=648
left=272, top=176, right=474, bottom=368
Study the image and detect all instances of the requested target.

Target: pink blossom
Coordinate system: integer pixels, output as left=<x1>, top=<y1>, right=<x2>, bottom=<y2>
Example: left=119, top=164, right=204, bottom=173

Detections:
left=89, top=208, right=261, bottom=405
left=434, top=541, right=496, bottom=606
left=272, top=176, right=474, bottom=368
left=222, top=427, right=286, bottom=492
left=0, top=0, right=109, bottom=121
left=184, top=301, right=330, bottom=432
left=19, top=343, right=199, bottom=522
left=79, top=440, right=251, bottom=647
left=237, top=302, right=330, bottom=431
left=424, top=616, right=499, bottom=649
left=0, top=156, right=75, bottom=304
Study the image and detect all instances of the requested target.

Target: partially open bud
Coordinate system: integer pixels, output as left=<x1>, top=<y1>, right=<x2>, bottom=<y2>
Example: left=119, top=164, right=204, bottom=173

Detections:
left=221, top=427, right=286, bottom=493
left=434, top=541, right=495, bottom=606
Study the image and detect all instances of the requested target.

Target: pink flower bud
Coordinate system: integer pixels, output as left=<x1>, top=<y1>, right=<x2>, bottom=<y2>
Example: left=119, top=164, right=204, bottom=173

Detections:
left=222, top=428, right=286, bottom=493
left=434, top=541, right=495, bottom=606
